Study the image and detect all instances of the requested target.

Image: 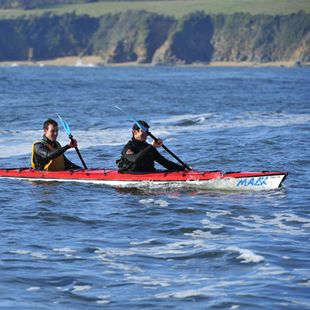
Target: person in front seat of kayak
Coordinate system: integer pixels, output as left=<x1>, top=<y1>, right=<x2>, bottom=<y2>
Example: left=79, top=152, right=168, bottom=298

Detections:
left=116, top=121, right=185, bottom=173
left=31, top=119, right=81, bottom=171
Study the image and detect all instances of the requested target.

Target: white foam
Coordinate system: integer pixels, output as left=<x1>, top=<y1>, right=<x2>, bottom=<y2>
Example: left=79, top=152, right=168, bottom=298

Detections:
left=53, top=247, right=76, bottom=253
left=154, top=199, right=169, bottom=207
left=147, top=239, right=206, bottom=256
left=106, top=261, right=143, bottom=273
left=201, top=218, right=224, bottom=229
left=130, top=239, right=156, bottom=245
left=96, top=300, right=110, bottom=305
left=156, top=289, right=202, bottom=299
left=139, top=198, right=154, bottom=204
left=184, top=229, right=224, bottom=240
left=13, top=250, right=48, bottom=259
left=26, top=287, right=41, bottom=292
left=206, top=210, right=231, bottom=218
left=233, top=213, right=309, bottom=236
left=0, top=128, right=128, bottom=158
left=1, top=112, right=309, bottom=158
left=153, top=113, right=213, bottom=125
left=155, top=286, right=225, bottom=299
left=14, top=250, right=31, bottom=255
left=94, top=247, right=135, bottom=257
left=227, top=246, right=264, bottom=263
left=216, top=280, right=246, bottom=288
left=275, top=213, right=310, bottom=224
left=258, top=265, right=286, bottom=276
left=154, top=280, right=244, bottom=301
left=125, top=275, right=170, bottom=287
left=64, top=254, right=74, bottom=258
left=56, top=286, right=70, bottom=292
left=94, top=248, right=143, bottom=272
left=139, top=198, right=169, bottom=207
left=72, top=285, right=92, bottom=292
left=153, top=112, right=310, bottom=132
left=95, top=239, right=208, bottom=261
left=31, top=252, right=48, bottom=259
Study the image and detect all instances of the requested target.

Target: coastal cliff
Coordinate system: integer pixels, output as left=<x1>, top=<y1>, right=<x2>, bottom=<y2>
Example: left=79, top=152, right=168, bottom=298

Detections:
left=0, top=10, right=309, bottom=64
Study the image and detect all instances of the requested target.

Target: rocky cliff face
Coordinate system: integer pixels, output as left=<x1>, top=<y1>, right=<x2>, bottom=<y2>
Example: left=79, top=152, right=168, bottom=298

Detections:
left=0, top=10, right=309, bottom=63
left=152, top=12, right=214, bottom=65
left=152, top=11, right=310, bottom=64
left=210, top=12, right=310, bottom=62
left=92, top=10, right=175, bottom=63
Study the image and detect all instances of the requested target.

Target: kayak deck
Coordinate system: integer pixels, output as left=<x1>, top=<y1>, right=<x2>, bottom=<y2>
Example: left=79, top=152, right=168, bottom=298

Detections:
left=0, top=168, right=288, bottom=190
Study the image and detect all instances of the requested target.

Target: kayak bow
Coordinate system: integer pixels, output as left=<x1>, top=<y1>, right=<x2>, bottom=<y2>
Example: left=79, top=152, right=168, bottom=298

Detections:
left=0, top=168, right=288, bottom=190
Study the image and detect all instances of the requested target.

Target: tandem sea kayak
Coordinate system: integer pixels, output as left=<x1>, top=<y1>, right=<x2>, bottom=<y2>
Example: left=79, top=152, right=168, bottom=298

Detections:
left=0, top=168, right=288, bottom=191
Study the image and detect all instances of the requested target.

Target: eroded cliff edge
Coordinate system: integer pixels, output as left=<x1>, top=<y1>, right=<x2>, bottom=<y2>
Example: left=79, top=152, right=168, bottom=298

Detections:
left=0, top=10, right=309, bottom=64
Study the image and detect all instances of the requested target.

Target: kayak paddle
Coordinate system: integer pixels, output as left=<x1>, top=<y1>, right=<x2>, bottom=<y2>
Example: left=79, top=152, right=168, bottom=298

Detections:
left=115, top=106, right=191, bottom=170
left=56, top=114, right=88, bottom=169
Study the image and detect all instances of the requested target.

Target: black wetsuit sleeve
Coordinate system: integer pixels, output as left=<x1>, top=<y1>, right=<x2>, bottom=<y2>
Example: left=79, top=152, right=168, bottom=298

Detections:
left=34, top=142, right=70, bottom=161
left=122, top=144, right=154, bottom=164
left=153, top=148, right=185, bottom=171
left=64, top=156, right=82, bottom=170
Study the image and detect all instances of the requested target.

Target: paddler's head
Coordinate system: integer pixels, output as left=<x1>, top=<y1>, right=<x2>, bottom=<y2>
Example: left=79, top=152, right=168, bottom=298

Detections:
left=132, top=120, right=149, bottom=142
left=43, top=119, right=58, bottom=142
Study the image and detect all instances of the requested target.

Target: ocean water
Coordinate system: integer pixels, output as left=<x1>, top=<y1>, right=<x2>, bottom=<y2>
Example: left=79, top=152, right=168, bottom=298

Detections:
left=0, top=65, right=309, bottom=309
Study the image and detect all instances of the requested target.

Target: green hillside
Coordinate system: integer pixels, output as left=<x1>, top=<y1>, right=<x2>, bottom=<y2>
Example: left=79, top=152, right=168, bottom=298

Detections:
left=0, top=0, right=309, bottom=19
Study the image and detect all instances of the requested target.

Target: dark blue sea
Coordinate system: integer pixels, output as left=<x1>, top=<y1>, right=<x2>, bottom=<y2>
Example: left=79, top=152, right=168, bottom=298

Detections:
left=0, top=65, right=309, bottom=309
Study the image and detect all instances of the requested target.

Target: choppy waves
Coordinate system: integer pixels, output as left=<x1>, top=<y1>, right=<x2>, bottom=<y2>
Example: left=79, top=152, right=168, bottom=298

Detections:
left=0, top=111, right=309, bottom=159
left=1, top=191, right=309, bottom=306
left=0, top=66, right=309, bottom=308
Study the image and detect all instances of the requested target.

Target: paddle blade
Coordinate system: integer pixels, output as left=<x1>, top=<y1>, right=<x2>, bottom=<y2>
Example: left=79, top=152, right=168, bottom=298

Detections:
left=115, top=106, right=148, bottom=132
left=57, top=114, right=72, bottom=137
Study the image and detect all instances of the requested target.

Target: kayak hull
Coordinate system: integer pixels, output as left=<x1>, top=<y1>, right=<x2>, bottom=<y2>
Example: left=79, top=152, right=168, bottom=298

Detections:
left=0, top=168, right=288, bottom=190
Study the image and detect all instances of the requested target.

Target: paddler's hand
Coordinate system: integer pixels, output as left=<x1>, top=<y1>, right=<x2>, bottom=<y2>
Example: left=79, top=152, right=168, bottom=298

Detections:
left=68, top=138, right=77, bottom=148
left=152, top=138, right=163, bottom=148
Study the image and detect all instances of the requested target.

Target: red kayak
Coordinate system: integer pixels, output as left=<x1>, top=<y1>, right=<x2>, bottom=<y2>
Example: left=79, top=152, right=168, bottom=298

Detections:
left=0, top=168, right=288, bottom=190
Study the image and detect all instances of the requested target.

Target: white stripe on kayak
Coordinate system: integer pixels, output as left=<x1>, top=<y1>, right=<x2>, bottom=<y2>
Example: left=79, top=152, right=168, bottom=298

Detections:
left=0, top=175, right=286, bottom=190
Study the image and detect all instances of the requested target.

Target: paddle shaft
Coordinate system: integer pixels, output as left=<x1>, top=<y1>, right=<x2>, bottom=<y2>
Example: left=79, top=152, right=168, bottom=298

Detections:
left=69, top=135, right=88, bottom=169
left=147, top=131, right=191, bottom=170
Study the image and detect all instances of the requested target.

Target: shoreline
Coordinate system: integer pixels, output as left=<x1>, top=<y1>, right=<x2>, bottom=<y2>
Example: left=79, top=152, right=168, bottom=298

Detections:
left=0, top=56, right=308, bottom=68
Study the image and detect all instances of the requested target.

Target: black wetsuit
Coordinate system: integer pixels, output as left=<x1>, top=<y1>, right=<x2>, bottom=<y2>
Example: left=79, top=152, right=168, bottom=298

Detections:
left=32, top=135, right=81, bottom=170
left=116, top=137, right=185, bottom=172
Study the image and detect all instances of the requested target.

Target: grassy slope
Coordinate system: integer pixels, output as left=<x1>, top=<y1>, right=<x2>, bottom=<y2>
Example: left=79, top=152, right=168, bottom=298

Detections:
left=0, top=0, right=309, bottom=19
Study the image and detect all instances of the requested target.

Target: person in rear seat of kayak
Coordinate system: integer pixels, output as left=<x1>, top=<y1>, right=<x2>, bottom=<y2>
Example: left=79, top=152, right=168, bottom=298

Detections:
left=116, top=121, right=185, bottom=173
left=31, top=119, right=82, bottom=171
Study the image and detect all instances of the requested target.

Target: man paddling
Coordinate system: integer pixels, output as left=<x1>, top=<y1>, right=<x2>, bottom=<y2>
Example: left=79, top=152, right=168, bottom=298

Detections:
left=31, top=119, right=81, bottom=171
left=116, top=121, right=185, bottom=172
